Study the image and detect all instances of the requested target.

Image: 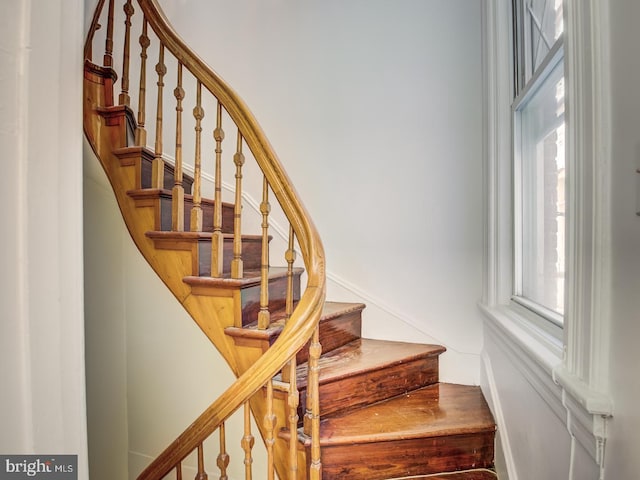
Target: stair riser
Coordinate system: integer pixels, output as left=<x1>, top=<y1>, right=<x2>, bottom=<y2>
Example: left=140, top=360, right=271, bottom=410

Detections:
left=141, top=156, right=194, bottom=193
left=296, top=308, right=362, bottom=365
left=300, top=355, right=440, bottom=424
left=160, top=197, right=233, bottom=233
left=240, top=273, right=301, bottom=327
left=198, top=238, right=262, bottom=276
left=315, top=433, right=494, bottom=480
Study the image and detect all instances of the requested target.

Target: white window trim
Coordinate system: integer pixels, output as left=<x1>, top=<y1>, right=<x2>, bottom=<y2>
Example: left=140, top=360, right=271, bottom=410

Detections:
left=481, top=0, right=613, bottom=473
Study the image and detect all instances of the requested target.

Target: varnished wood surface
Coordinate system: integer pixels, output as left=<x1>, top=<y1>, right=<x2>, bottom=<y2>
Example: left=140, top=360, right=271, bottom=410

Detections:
left=314, top=384, right=495, bottom=480
left=126, top=187, right=234, bottom=232
left=85, top=56, right=326, bottom=480
left=296, top=339, right=444, bottom=420
left=296, top=301, right=364, bottom=365
left=318, top=383, right=495, bottom=445
left=387, top=470, right=497, bottom=480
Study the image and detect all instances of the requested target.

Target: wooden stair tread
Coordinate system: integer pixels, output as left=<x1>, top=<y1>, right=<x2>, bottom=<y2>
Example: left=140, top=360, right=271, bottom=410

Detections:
left=127, top=187, right=231, bottom=208
left=225, top=301, right=364, bottom=342
left=387, top=470, right=497, bottom=480
left=295, top=338, right=445, bottom=389
left=146, top=230, right=263, bottom=242
left=316, top=383, right=495, bottom=446
left=184, top=267, right=303, bottom=287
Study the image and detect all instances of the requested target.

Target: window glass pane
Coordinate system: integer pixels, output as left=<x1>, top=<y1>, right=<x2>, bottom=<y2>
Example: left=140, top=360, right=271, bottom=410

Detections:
left=516, top=0, right=564, bottom=88
left=518, top=60, right=565, bottom=315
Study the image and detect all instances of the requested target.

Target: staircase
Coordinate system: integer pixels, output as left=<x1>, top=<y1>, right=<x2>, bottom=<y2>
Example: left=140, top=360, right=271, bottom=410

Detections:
left=83, top=1, right=496, bottom=479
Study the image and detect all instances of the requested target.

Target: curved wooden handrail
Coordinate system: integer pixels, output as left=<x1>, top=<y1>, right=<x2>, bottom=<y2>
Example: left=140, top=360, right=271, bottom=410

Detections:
left=138, top=286, right=325, bottom=479
left=122, top=1, right=327, bottom=477
left=84, top=0, right=108, bottom=61
left=138, top=0, right=322, bottom=276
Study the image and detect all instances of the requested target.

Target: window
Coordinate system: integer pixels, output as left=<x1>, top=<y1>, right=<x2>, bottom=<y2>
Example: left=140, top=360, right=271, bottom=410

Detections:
left=512, top=0, right=565, bottom=325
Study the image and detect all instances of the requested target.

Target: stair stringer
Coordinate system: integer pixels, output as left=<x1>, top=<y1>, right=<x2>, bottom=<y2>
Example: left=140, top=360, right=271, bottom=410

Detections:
left=85, top=60, right=311, bottom=480
left=84, top=62, right=245, bottom=376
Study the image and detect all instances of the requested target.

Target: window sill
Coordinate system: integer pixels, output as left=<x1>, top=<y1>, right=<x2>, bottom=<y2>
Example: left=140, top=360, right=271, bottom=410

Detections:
left=480, top=302, right=612, bottom=465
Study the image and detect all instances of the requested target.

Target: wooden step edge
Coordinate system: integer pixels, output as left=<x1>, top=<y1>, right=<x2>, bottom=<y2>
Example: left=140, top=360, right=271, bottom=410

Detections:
left=113, top=145, right=155, bottom=166
left=320, top=301, right=366, bottom=320
left=385, top=470, right=498, bottom=480
left=126, top=187, right=233, bottom=209
left=293, top=339, right=446, bottom=388
left=184, top=266, right=303, bottom=289
left=225, top=318, right=286, bottom=343
left=225, top=301, right=365, bottom=343
left=291, top=422, right=496, bottom=448
left=311, top=383, right=495, bottom=447
left=146, top=230, right=263, bottom=244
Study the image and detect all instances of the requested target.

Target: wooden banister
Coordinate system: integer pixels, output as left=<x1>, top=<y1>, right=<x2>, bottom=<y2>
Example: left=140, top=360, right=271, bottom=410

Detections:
left=137, top=287, right=324, bottom=479
left=85, top=1, right=326, bottom=478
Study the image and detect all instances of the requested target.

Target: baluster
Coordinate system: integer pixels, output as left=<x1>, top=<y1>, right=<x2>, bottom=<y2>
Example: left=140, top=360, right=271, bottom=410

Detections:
left=101, top=0, right=115, bottom=106
left=176, top=463, right=182, bottom=480
left=211, top=102, right=225, bottom=277
left=306, top=327, right=322, bottom=480
left=190, top=81, right=204, bottom=231
left=285, top=225, right=296, bottom=320
left=135, top=19, right=150, bottom=146
left=172, top=62, right=185, bottom=231
left=103, top=0, right=115, bottom=67
left=231, top=131, right=245, bottom=279
left=287, top=353, right=299, bottom=480
left=152, top=43, right=167, bottom=189
left=285, top=225, right=299, bottom=479
left=241, top=402, right=254, bottom=480
left=119, top=0, right=134, bottom=106
left=217, top=422, right=229, bottom=480
left=195, top=443, right=208, bottom=480
left=257, top=177, right=271, bottom=329
left=264, top=381, right=276, bottom=480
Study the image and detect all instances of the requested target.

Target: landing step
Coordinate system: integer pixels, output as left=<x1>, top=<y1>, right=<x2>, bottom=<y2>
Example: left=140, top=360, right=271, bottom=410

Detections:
left=308, top=383, right=495, bottom=480
left=291, top=339, right=445, bottom=418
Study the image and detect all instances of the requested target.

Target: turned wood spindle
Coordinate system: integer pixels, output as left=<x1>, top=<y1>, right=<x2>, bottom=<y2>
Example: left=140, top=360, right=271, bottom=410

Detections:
left=264, top=381, right=276, bottom=480
left=172, top=62, right=185, bottom=231
left=103, top=0, right=115, bottom=68
left=285, top=225, right=296, bottom=321
left=176, top=463, right=182, bottom=480
left=241, top=402, right=254, bottom=480
left=257, top=176, right=271, bottom=329
left=287, top=354, right=299, bottom=480
left=217, top=422, right=229, bottom=480
left=195, top=443, right=208, bottom=480
left=307, top=327, right=322, bottom=480
left=119, top=0, right=134, bottom=106
left=152, top=43, right=167, bottom=189
left=135, top=18, right=150, bottom=146
left=190, top=81, right=204, bottom=232
left=231, top=131, right=245, bottom=279
left=211, top=102, right=225, bottom=277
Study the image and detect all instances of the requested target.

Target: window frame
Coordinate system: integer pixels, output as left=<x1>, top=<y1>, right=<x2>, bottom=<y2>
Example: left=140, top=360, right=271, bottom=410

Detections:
left=481, top=0, right=613, bottom=473
left=511, top=0, right=566, bottom=330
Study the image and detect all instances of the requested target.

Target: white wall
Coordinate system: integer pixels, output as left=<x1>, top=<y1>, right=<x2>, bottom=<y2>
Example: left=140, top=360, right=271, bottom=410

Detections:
left=84, top=144, right=268, bottom=479
left=603, top=0, right=640, bottom=477
left=0, top=0, right=88, bottom=476
left=157, top=0, right=486, bottom=383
